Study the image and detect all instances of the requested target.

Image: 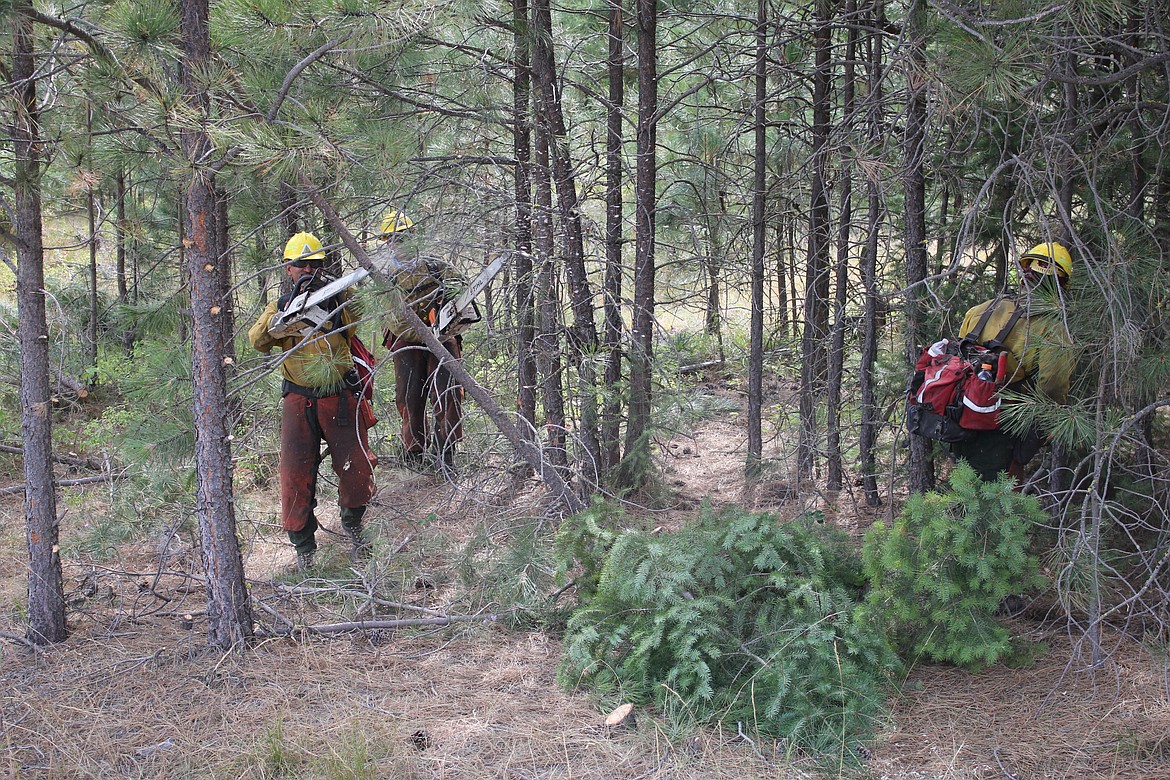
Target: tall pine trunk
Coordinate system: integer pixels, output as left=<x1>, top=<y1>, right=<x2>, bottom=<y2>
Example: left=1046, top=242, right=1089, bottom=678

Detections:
left=513, top=0, right=538, bottom=441
left=620, top=0, right=657, bottom=487
left=180, top=0, right=253, bottom=649
left=530, top=0, right=602, bottom=486
left=826, top=1, right=857, bottom=491
left=533, top=122, right=567, bottom=469
left=903, top=0, right=933, bottom=495
left=13, top=0, right=66, bottom=645
left=85, top=120, right=99, bottom=379
left=747, top=0, right=767, bottom=477
left=600, top=0, right=625, bottom=475
left=797, top=0, right=833, bottom=478
left=115, top=169, right=135, bottom=354
left=858, top=0, right=886, bottom=507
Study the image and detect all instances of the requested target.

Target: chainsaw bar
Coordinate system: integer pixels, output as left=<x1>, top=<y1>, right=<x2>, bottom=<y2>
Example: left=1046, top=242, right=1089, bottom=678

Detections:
left=435, top=253, right=508, bottom=336
left=268, top=267, right=369, bottom=337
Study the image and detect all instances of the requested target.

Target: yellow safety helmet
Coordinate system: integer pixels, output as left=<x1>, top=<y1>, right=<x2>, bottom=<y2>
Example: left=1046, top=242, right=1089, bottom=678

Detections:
left=379, top=209, right=415, bottom=238
left=1019, top=242, right=1073, bottom=282
left=283, top=231, right=326, bottom=264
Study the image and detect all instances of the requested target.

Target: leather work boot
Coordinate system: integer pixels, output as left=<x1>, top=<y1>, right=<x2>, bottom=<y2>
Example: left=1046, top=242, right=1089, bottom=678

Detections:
left=288, top=517, right=318, bottom=572
left=340, top=506, right=371, bottom=557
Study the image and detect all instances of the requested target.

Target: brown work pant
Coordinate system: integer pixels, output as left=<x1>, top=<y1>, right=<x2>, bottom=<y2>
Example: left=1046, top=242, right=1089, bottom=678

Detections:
left=387, top=336, right=464, bottom=455
left=279, top=392, right=377, bottom=533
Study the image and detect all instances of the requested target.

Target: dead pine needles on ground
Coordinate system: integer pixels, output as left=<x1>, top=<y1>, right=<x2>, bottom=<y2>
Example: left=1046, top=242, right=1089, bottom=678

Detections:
left=1, top=404, right=1169, bottom=778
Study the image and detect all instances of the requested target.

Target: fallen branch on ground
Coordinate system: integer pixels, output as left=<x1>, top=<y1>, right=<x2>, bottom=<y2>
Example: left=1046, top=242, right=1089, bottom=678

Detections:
left=679, top=358, right=725, bottom=375
left=0, top=472, right=127, bottom=497
left=52, top=367, right=89, bottom=399
left=0, top=443, right=113, bottom=471
left=276, top=583, right=448, bottom=617
left=256, top=611, right=503, bottom=638
left=0, top=631, right=42, bottom=651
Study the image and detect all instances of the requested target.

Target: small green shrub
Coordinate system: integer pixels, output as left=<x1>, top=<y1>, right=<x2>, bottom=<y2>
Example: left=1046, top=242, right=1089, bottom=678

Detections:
left=557, top=505, right=899, bottom=761
left=861, top=462, right=1048, bottom=669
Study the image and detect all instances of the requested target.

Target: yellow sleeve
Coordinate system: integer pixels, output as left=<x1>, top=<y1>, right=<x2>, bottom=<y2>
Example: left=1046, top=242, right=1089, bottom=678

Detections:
left=1031, top=318, right=1073, bottom=404
left=248, top=300, right=281, bottom=353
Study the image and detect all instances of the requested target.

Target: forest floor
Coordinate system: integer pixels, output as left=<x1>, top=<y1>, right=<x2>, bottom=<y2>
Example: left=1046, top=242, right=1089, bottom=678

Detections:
left=0, top=380, right=1168, bottom=779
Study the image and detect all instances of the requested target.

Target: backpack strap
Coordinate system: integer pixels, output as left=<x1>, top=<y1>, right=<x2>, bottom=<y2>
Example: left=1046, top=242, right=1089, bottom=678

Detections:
left=969, top=296, right=1024, bottom=350
left=987, top=298, right=1024, bottom=349
left=969, top=296, right=1003, bottom=341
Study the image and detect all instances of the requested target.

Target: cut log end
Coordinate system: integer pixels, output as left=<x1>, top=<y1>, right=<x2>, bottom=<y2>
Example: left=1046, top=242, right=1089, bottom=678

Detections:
left=604, top=702, right=635, bottom=727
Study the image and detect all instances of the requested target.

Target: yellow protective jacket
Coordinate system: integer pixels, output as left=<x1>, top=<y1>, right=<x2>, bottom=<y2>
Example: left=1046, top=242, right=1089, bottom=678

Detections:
left=380, top=251, right=460, bottom=345
left=959, top=296, right=1073, bottom=403
left=249, top=291, right=358, bottom=393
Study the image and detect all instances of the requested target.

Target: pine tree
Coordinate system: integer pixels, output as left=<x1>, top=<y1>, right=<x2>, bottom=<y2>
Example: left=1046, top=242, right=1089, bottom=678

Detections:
left=862, top=463, right=1047, bottom=669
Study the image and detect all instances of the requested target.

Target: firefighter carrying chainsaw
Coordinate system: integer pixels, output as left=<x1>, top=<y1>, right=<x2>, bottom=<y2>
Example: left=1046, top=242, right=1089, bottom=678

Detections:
left=373, top=208, right=502, bottom=470
left=248, top=231, right=377, bottom=569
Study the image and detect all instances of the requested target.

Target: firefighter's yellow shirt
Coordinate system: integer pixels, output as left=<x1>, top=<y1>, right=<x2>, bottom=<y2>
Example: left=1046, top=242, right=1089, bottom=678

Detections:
left=959, top=297, right=1073, bottom=403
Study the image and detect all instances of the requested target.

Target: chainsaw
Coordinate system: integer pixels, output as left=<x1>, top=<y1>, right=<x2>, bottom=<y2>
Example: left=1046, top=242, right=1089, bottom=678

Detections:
left=268, top=250, right=508, bottom=339
left=433, top=252, right=508, bottom=337
left=267, top=267, right=368, bottom=339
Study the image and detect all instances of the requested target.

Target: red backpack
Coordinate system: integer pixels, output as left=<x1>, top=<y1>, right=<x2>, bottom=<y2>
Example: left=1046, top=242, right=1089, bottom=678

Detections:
left=349, top=334, right=376, bottom=403
left=907, top=299, right=1023, bottom=443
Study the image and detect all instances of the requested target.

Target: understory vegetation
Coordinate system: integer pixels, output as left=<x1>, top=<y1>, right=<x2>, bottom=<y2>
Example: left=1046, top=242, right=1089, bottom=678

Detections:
left=3, top=0, right=1170, bottom=774
left=550, top=472, right=1058, bottom=763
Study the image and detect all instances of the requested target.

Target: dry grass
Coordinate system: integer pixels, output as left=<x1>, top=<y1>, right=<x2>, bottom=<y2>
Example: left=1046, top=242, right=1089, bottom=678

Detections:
left=1, top=393, right=1169, bottom=779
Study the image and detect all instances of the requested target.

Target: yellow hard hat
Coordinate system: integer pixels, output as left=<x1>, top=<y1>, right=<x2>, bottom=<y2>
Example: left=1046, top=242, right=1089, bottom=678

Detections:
left=283, top=231, right=325, bottom=263
left=1019, top=242, right=1073, bottom=281
left=379, top=209, right=415, bottom=238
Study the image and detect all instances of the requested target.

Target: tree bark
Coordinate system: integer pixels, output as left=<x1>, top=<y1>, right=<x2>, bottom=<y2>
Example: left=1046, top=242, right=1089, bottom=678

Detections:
left=619, top=0, right=657, bottom=487
left=797, top=0, right=834, bottom=478
left=115, top=168, right=134, bottom=354
left=746, top=0, right=767, bottom=477
left=530, top=0, right=602, bottom=485
left=858, top=0, right=885, bottom=507
left=513, top=0, right=538, bottom=441
left=181, top=0, right=253, bottom=649
left=12, top=0, right=67, bottom=645
left=532, top=125, right=567, bottom=469
left=600, top=0, right=625, bottom=475
left=904, top=0, right=934, bottom=495
left=826, top=0, right=857, bottom=492
left=85, top=118, right=99, bottom=378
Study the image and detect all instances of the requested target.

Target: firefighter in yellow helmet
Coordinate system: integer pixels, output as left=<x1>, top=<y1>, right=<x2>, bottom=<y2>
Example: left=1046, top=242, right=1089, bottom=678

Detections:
left=248, top=231, right=377, bottom=568
left=379, top=209, right=414, bottom=236
left=376, top=208, right=465, bottom=470
left=951, top=241, right=1075, bottom=482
